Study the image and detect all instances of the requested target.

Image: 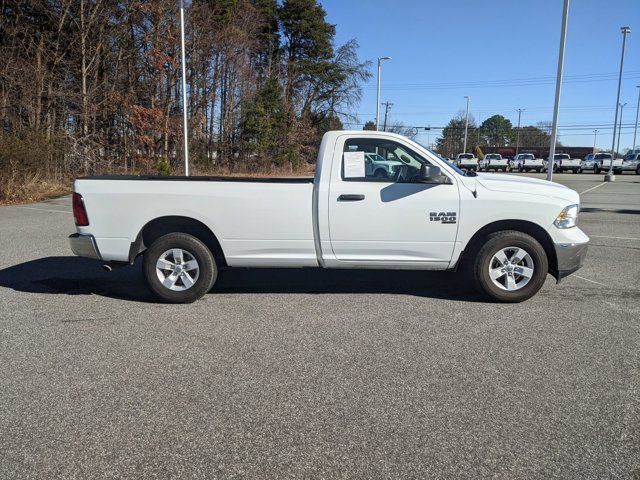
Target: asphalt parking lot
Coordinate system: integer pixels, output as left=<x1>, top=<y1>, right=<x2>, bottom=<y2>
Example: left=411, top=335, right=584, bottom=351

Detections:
left=1, top=172, right=638, bottom=478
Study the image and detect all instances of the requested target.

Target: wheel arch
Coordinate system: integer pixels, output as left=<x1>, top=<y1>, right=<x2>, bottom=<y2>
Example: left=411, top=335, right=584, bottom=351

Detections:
left=458, top=219, right=557, bottom=276
left=131, top=216, right=227, bottom=268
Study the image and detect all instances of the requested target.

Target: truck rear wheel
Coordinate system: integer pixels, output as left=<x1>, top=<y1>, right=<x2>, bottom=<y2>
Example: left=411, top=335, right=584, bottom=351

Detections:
left=472, top=231, right=548, bottom=303
left=143, top=233, right=217, bottom=303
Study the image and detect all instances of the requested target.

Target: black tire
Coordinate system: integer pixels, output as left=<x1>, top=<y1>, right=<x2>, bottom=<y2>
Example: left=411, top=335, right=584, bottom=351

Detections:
left=536, top=168, right=541, bottom=173
left=374, top=169, right=388, bottom=179
left=577, top=167, right=583, bottom=174
left=594, top=165, right=600, bottom=174
left=471, top=230, right=548, bottom=303
left=143, top=232, right=217, bottom=303
left=636, top=166, right=640, bottom=175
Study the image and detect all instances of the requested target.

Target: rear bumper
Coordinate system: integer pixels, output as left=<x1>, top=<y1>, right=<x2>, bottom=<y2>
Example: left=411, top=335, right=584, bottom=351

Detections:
left=69, top=233, right=101, bottom=260
left=554, top=241, right=588, bottom=281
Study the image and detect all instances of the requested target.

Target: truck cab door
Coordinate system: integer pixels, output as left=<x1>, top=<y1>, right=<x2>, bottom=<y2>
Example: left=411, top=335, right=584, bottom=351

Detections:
left=327, top=135, right=460, bottom=267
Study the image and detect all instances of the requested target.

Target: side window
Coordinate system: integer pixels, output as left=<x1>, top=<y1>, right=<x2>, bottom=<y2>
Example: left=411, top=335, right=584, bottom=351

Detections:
left=342, top=138, right=431, bottom=182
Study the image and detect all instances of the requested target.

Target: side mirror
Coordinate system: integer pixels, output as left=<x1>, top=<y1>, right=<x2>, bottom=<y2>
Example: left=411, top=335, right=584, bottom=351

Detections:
left=420, top=164, right=442, bottom=182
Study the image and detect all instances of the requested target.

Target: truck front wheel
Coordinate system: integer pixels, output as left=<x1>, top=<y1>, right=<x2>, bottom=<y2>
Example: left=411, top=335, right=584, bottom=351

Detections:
left=472, top=231, right=548, bottom=303
left=143, top=233, right=217, bottom=303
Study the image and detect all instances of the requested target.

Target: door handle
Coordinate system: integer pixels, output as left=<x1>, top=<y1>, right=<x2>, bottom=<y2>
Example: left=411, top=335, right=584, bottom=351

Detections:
left=338, top=194, right=365, bottom=201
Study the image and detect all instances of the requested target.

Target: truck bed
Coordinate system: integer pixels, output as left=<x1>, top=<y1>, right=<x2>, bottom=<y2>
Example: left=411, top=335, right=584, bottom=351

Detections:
left=80, top=175, right=314, bottom=183
left=74, top=176, right=317, bottom=266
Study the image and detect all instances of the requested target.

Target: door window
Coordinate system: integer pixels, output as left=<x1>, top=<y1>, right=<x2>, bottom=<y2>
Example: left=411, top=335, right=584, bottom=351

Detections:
left=342, top=138, right=432, bottom=183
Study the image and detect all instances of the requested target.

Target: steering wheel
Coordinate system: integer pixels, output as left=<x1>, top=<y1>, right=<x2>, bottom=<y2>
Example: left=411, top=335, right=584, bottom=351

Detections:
left=394, top=164, right=421, bottom=183
left=393, top=165, right=407, bottom=182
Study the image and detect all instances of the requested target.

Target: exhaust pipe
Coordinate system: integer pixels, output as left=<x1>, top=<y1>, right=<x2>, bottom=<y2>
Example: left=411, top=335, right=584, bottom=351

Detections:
left=101, top=264, right=113, bottom=272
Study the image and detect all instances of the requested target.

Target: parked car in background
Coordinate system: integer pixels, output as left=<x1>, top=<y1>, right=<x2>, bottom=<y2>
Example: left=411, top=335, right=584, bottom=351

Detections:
left=68, top=130, right=589, bottom=304
left=615, top=152, right=640, bottom=174
left=512, top=153, right=535, bottom=172
left=550, top=153, right=581, bottom=173
left=364, top=152, right=402, bottom=178
left=518, top=155, right=545, bottom=173
left=455, top=153, right=479, bottom=171
left=580, top=153, right=611, bottom=174
left=480, top=154, right=510, bottom=172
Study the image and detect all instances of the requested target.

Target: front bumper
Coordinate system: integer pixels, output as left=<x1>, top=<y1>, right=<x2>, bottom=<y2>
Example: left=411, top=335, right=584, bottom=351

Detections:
left=554, top=241, right=588, bottom=281
left=69, top=233, right=101, bottom=260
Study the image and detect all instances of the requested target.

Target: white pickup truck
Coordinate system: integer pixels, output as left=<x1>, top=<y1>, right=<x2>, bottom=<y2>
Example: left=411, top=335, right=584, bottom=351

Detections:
left=512, top=153, right=537, bottom=172
left=69, top=131, right=589, bottom=304
left=454, top=153, right=479, bottom=171
left=615, top=152, right=640, bottom=174
left=480, top=154, right=510, bottom=172
left=520, top=155, right=545, bottom=173
left=580, top=153, right=622, bottom=174
left=545, top=153, right=581, bottom=173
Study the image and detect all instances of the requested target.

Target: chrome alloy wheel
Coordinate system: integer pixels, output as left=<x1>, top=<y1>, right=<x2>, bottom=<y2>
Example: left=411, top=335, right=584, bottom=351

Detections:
left=488, top=246, right=534, bottom=291
left=155, top=248, right=200, bottom=291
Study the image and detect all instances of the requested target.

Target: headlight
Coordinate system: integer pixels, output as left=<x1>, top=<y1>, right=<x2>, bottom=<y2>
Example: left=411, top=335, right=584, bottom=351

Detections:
left=554, top=204, right=579, bottom=228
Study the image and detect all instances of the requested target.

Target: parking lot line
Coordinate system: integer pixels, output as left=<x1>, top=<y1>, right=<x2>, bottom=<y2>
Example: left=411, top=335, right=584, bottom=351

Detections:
left=573, top=274, right=607, bottom=287
left=590, top=235, right=640, bottom=241
left=579, top=182, right=607, bottom=195
left=12, top=206, right=72, bottom=214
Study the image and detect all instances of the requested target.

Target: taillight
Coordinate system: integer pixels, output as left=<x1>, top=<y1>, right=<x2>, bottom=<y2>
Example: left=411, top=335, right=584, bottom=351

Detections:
left=72, top=192, right=89, bottom=226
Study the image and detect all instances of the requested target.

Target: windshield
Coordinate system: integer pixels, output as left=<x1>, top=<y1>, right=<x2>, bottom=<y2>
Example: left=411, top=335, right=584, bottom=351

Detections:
left=555, top=154, right=570, bottom=159
left=624, top=154, right=638, bottom=161
left=459, top=154, right=473, bottom=159
left=595, top=154, right=611, bottom=160
left=485, top=154, right=500, bottom=159
left=428, top=149, right=465, bottom=175
left=520, top=154, right=534, bottom=159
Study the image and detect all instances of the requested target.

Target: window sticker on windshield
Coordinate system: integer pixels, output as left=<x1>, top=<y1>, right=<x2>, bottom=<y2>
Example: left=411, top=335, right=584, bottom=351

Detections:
left=343, top=151, right=365, bottom=178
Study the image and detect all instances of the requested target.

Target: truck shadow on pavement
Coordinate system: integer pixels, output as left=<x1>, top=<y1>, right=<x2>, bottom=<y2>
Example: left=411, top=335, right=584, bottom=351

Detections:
left=0, top=256, right=484, bottom=303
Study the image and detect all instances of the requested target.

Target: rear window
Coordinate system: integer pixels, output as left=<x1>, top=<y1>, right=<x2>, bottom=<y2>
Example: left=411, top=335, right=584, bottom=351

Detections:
left=459, top=154, right=473, bottom=159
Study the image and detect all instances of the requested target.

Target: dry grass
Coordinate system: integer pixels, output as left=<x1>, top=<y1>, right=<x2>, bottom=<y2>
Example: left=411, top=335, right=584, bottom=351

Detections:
left=191, top=163, right=316, bottom=178
left=0, top=171, right=71, bottom=205
left=0, top=164, right=316, bottom=205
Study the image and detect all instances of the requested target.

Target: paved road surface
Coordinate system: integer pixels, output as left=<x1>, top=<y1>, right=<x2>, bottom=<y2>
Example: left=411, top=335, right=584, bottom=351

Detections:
left=1, top=173, right=639, bottom=478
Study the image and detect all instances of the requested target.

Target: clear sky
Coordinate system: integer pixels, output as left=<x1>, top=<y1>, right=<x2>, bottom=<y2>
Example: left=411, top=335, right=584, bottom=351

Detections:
left=320, top=0, right=640, bottom=150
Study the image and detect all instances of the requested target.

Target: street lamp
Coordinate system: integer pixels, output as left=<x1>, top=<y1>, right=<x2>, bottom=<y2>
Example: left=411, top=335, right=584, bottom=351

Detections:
left=515, top=108, right=525, bottom=155
left=546, top=0, right=570, bottom=182
left=633, top=86, right=640, bottom=153
left=593, top=129, right=599, bottom=149
left=606, top=26, right=631, bottom=182
left=179, top=0, right=189, bottom=176
left=616, top=102, right=627, bottom=156
left=375, top=56, right=392, bottom=131
left=463, top=96, right=470, bottom=153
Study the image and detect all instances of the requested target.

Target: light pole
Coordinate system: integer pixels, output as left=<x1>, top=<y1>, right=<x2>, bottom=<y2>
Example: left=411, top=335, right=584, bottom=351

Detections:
left=546, top=0, right=570, bottom=182
left=515, top=108, right=524, bottom=155
left=593, top=129, right=599, bottom=149
left=375, top=56, right=391, bottom=131
left=463, top=96, right=470, bottom=153
left=633, top=86, right=640, bottom=152
left=606, top=26, right=631, bottom=182
left=616, top=102, right=627, bottom=156
left=179, top=0, right=189, bottom=176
